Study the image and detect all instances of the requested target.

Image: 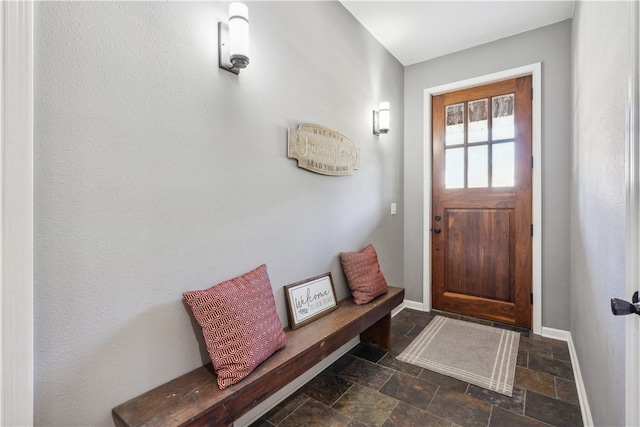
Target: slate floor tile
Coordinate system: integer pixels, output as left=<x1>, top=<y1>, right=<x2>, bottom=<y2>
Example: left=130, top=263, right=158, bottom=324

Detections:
left=529, top=334, right=565, bottom=346
left=390, top=334, right=414, bottom=357
left=555, top=377, right=580, bottom=405
left=340, top=357, right=395, bottom=390
left=302, top=371, right=354, bottom=406
left=551, top=343, right=571, bottom=362
left=393, top=309, right=435, bottom=327
left=391, top=320, right=413, bottom=336
left=377, top=353, right=423, bottom=377
left=259, top=308, right=585, bottom=427
left=332, top=384, right=398, bottom=427
left=418, top=369, right=469, bottom=393
left=528, top=352, right=574, bottom=380
left=465, top=384, right=525, bottom=415
left=348, top=342, right=388, bottom=363
left=248, top=418, right=275, bottom=427
left=327, top=354, right=357, bottom=375
left=379, top=371, right=439, bottom=411
left=524, top=390, right=583, bottom=427
left=517, top=348, right=529, bottom=367
left=406, top=324, right=425, bottom=338
left=280, top=398, right=351, bottom=427
left=263, top=391, right=309, bottom=424
left=489, top=405, right=550, bottom=426
left=514, top=366, right=556, bottom=398
left=382, top=401, right=453, bottom=427
left=427, top=388, right=491, bottom=427
left=518, top=336, right=553, bottom=359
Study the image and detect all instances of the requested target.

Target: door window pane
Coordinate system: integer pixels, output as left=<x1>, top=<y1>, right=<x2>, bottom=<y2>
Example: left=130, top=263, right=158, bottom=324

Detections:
left=492, top=94, right=515, bottom=140
left=468, top=99, right=488, bottom=143
left=492, top=142, right=515, bottom=187
left=445, top=103, right=464, bottom=146
left=445, top=147, right=464, bottom=189
left=468, top=145, right=488, bottom=188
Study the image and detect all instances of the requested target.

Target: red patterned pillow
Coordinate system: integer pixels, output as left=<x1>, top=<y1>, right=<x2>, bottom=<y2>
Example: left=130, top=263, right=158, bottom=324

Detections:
left=340, top=244, right=389, bottom=305
left=183, top=264, right=287, bottom=390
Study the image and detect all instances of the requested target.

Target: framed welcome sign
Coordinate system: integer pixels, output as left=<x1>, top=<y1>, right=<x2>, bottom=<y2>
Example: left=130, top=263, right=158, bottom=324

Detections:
left=284, top=273, right=338, bottom=330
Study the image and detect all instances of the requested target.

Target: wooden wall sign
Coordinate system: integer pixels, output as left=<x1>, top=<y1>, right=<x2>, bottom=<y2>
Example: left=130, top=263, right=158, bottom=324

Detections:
left=284, top=273, right=338, bottom=330
left=288, top=124, right=359, bottom=176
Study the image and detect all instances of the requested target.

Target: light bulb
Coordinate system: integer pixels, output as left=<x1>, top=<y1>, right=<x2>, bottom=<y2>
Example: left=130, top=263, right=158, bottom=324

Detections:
left=229, top=2, right=249, bottom=69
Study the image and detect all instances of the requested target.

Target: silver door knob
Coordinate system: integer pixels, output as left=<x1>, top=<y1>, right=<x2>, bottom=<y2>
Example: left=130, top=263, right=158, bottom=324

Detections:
left=611, top=291, right=640, bottom=316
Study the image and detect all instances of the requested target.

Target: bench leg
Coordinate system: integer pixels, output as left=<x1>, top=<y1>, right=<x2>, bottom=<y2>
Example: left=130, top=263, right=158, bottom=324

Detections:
left=360, top=313, right=391, bottom=351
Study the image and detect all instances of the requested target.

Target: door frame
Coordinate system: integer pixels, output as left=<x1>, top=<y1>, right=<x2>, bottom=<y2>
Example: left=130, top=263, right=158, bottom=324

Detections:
left=625, top=1, right=639, bottom=425
left=422, top=63, right=542, bottom=335
left=1, top=0, right=34, bottom=425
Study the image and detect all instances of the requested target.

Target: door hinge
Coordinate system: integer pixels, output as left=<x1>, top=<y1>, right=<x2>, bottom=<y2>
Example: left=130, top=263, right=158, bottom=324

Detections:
left=531, top=293, right=534, bottom=304
left=531, top=88, right=534, bottom=100
left=530, top=224, right=533, bottom=236
left=531, top=156, right=534, bottom=168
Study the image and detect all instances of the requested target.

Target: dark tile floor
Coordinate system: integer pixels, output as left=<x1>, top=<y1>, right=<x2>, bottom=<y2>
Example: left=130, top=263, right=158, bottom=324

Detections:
left=250, top=309, right=583, bottom=427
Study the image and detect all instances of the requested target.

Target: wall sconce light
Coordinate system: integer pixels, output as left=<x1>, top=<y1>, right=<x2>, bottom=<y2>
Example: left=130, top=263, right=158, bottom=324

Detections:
left=373, top=102, right=390, bottom=135
left=218, top=2, right=250, bottom=75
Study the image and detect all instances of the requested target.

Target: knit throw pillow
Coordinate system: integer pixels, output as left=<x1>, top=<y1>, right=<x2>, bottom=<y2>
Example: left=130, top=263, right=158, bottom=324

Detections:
left=183, top=264, right=287, bottom=390
left=340, top=244, right=389, bottom=305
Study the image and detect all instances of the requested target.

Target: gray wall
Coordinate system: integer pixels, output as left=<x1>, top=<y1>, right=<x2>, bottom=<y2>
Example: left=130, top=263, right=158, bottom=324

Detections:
left=33, top=2, right=404, bottom=425
left=403, top=21, right=572, bottom=330
left=570, top=2, right=632, bottom=424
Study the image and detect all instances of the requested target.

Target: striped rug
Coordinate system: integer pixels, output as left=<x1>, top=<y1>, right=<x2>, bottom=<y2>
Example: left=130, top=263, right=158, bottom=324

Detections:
left=397, top=315, right=520, bottom=396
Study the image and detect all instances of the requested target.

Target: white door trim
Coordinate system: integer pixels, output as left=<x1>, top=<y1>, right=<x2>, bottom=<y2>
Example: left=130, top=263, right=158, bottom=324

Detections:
left=422, top=63, right=542, bottom=335
left=625, top=1, right=640, bottom=425
left=1, top=1, right=34, bottom=425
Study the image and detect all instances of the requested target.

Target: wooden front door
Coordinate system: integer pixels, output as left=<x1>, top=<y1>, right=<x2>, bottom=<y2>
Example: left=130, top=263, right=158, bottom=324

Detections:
left=432, top=76, right=532, bottom=328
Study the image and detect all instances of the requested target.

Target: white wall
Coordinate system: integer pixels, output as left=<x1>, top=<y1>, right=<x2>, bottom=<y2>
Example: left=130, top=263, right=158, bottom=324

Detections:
left=33, top=2, right=404, bottom=425
left=570, top=2, right=632, bottom=425
left=403, top=21, right=572, bottom=330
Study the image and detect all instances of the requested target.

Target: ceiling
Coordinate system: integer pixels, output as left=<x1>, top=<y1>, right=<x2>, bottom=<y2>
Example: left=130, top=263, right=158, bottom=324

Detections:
left=340, top=1, right=575, bottom=66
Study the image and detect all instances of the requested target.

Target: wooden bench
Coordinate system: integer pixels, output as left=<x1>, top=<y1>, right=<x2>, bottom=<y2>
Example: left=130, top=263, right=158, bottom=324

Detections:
left=112, top=286, right=404, bottom=427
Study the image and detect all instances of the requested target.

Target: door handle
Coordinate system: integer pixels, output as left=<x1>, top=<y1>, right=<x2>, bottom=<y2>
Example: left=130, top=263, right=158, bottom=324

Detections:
left=433, top=227, right=442, bottom=234
left=611, top=291, right=640, bottom=316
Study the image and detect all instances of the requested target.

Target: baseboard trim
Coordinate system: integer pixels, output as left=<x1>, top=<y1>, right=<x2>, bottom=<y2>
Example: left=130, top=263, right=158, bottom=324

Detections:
left=235, top=337, right=360, bottom=427
left=566, top=333, right=594, bottom=427
left=541, top=327, right=593, bottom=427
left=540, top=326, right=571, bottom=342
left=392, top=299, right=425, bottom=317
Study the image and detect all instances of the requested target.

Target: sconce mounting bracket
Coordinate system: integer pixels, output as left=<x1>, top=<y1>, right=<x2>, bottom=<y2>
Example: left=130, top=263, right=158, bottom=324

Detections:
left=218, top=22, right=240, bottom=75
